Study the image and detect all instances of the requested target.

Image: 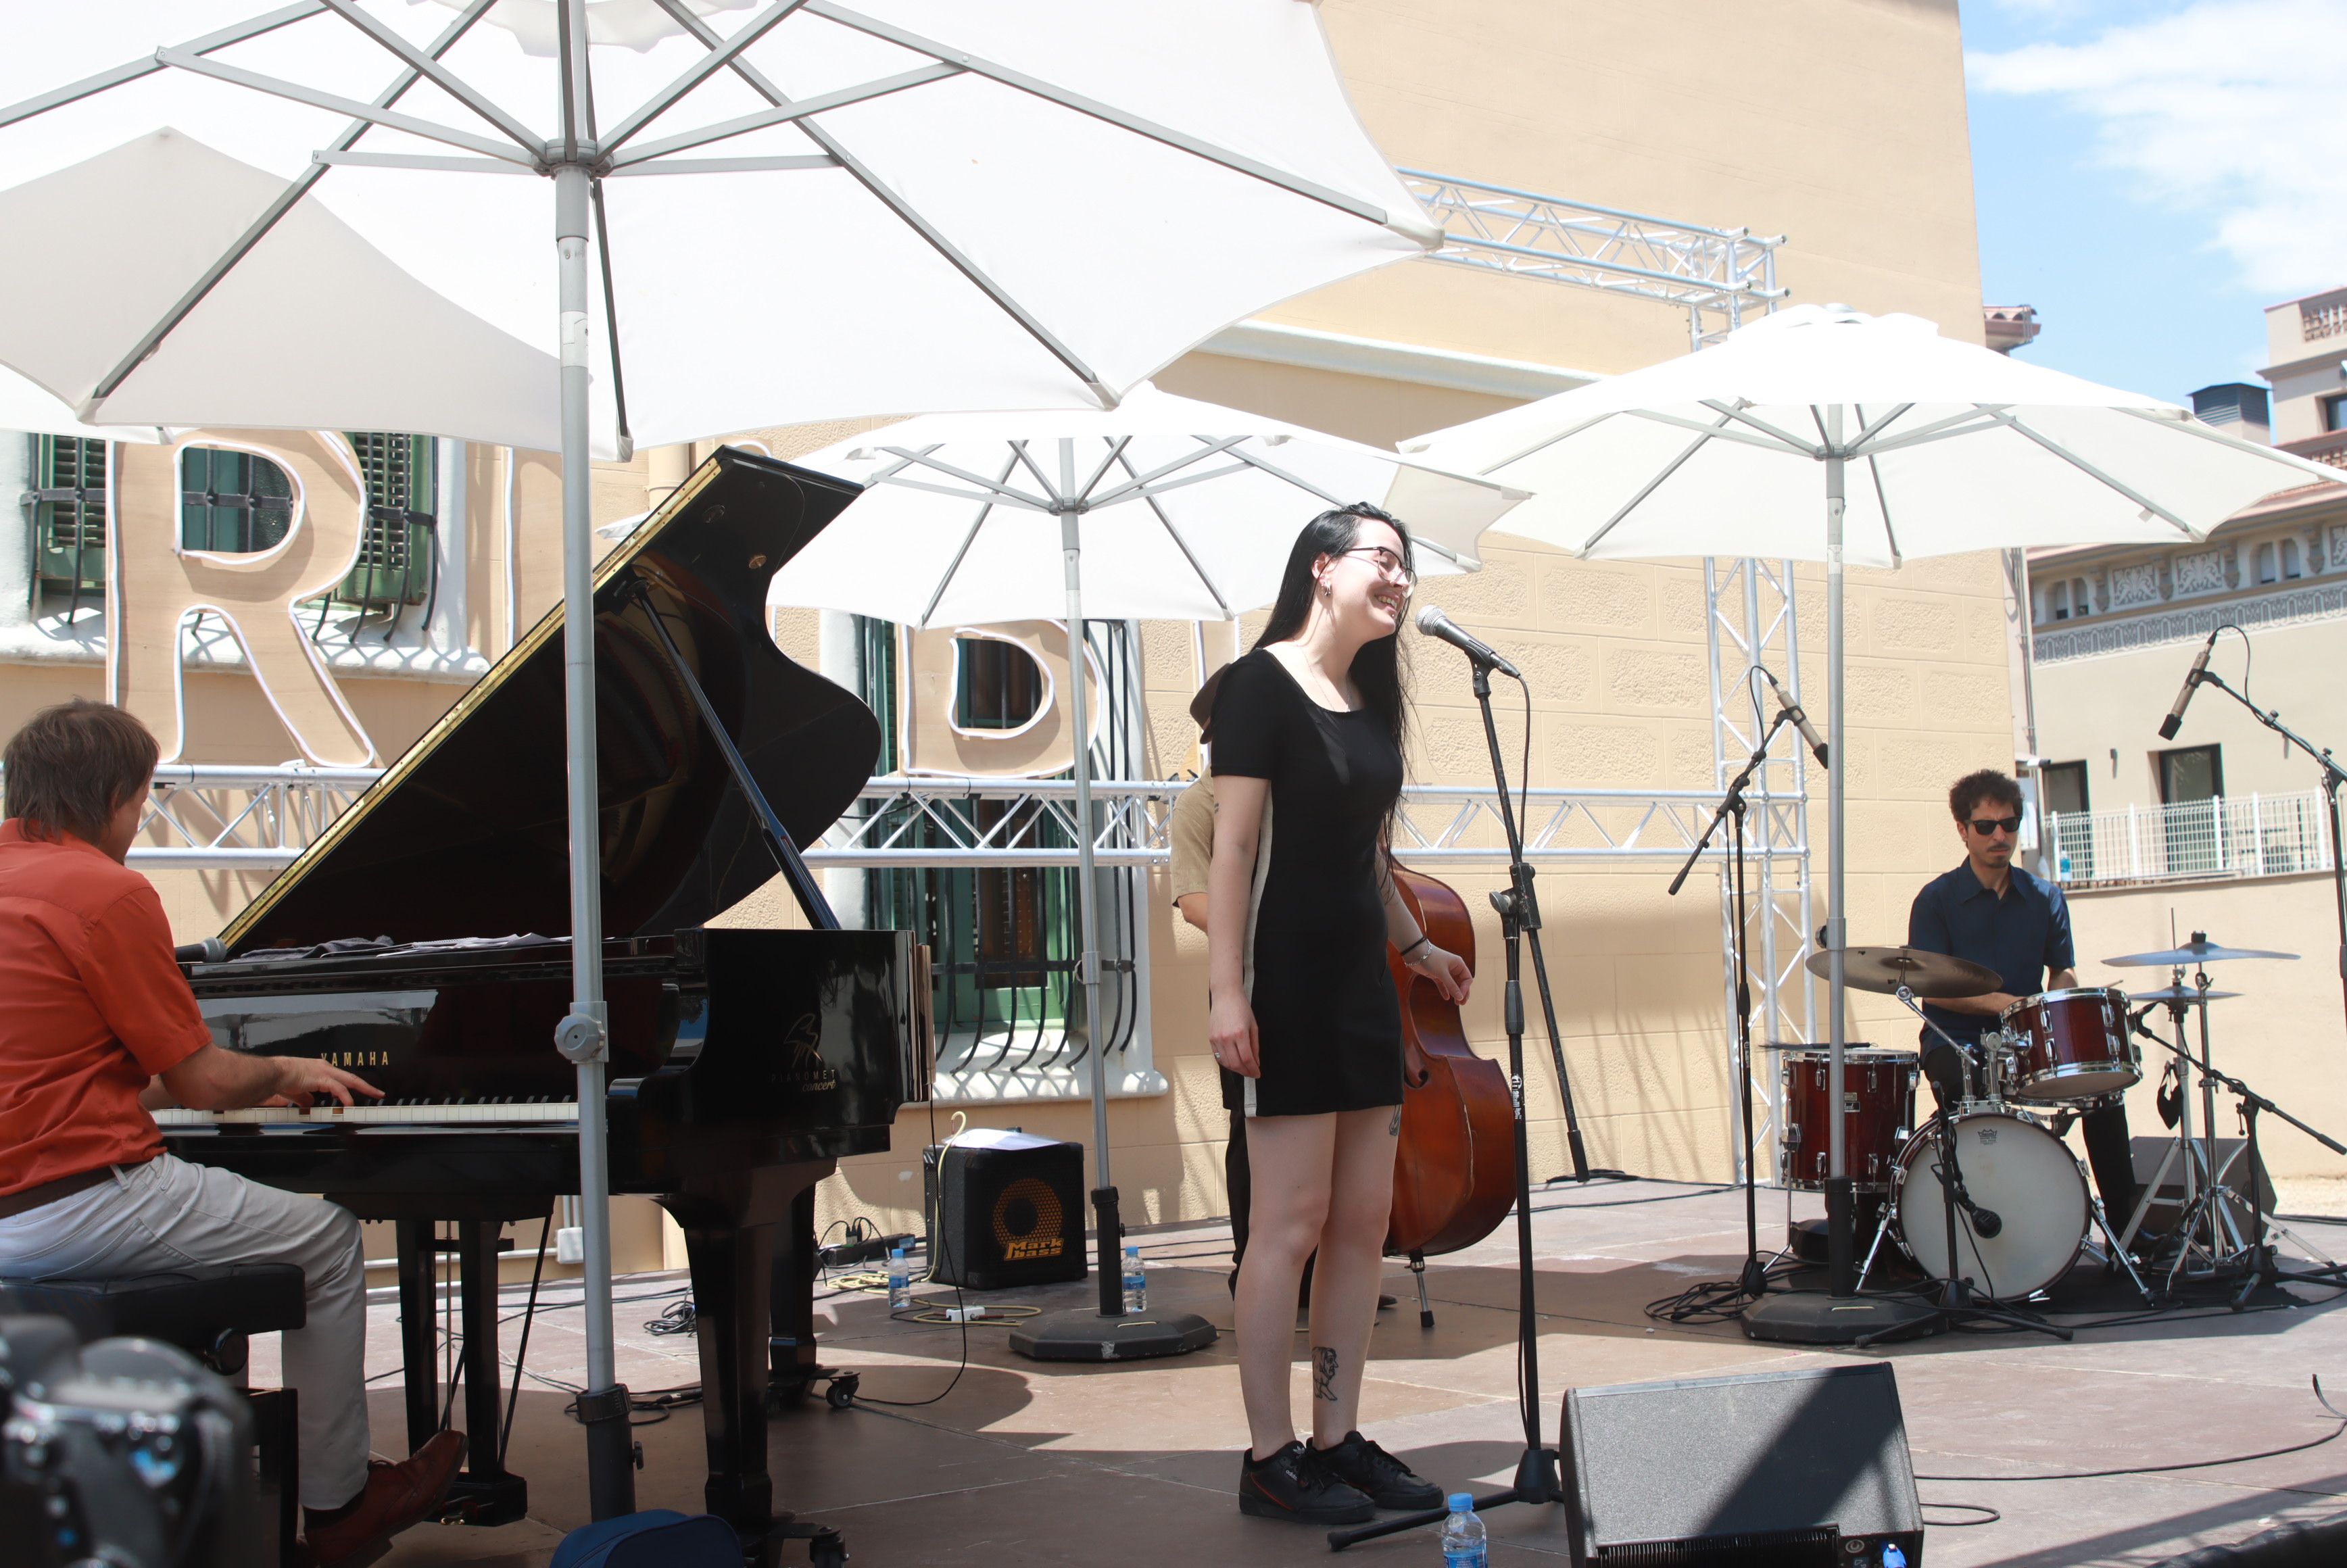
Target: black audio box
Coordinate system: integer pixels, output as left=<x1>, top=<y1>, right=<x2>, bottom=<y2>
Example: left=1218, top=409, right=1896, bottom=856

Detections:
left=923, top=1138, right=1088, bottom=1291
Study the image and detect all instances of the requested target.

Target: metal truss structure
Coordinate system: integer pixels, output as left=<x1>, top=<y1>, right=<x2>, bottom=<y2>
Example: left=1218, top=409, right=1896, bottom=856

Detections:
left=1401, top=169, right=1785, bottom=349
left=101, top=769, right=1807, bottom=877
left=1704, top=559, right=1818, bottom=1183
left=130, top=764, right=381, bottom=870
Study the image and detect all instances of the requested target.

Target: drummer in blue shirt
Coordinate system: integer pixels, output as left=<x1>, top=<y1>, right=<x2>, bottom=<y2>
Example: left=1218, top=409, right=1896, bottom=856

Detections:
left=1908, top=768, right=2140, bottom=1238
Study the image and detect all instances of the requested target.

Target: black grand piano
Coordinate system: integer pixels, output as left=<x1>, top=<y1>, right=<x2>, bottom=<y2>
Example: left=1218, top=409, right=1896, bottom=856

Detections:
left=157, top=447, right=927, bottom=1555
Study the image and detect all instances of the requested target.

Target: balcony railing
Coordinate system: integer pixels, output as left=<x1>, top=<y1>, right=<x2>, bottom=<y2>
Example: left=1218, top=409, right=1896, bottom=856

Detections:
left=2046, top=790, right=2336, bottom=887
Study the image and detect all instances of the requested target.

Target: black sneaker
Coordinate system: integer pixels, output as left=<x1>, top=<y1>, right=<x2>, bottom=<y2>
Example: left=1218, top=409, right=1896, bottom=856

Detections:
left=1309, top=1431, right=1444, bottom=1510
left=1238, top=1440, right=1374, bottom=1524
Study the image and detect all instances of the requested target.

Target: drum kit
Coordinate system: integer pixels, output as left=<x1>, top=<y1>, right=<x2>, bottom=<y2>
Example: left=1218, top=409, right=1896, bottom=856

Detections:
left=1776, top=932, right=2332, bottom=1313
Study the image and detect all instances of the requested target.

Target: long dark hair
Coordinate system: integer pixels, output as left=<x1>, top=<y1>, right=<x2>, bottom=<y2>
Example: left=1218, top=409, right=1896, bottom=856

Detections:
left=1253, top=504, right=1413, bottom=764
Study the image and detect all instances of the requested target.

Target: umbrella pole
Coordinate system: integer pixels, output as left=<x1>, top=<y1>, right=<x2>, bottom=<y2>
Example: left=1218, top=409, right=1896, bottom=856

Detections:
left=552, top=161, right=634, bottom=1519
left=1056, top=471, right=1123, bottom=1317
left=1824, top=431, right=1854, bottom=1296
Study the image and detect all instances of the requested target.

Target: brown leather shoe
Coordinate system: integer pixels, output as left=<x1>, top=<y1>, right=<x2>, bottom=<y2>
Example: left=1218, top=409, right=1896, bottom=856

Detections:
left=304, top=1429, right=468, bottom=1567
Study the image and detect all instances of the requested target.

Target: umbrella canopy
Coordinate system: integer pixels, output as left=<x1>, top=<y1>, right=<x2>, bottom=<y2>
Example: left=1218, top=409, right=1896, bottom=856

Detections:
left=1403, top=303, right=2346, bottom=1286
left=1409, top=303, right=2338, bottom=565
left=0, top=0, right=1443, bottom=1518
left=771, top=383, right=1525, bottom=627
left=770, top=384, right=1521, bottom=1331
left=0, top=0, right=1438, bottom=451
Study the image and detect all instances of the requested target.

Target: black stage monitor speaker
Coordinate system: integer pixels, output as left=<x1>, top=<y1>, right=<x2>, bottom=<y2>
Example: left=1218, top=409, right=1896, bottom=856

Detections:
left=1562, top=1363, right=1924, bottom=1567
left=923, top=1139, right=1087, bottom=1292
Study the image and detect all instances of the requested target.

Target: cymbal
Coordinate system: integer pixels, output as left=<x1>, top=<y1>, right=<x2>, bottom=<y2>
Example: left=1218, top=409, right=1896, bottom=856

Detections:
left=2127, top=983, right=2242, bottom=1005
left=2104, top=937, right=2299, bottom=967
left=1803, top=946, right=2001, bottom=998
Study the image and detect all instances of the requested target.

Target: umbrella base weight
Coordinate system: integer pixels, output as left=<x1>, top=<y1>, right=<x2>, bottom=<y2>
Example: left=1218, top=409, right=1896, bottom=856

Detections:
left=1743, top=1292, right=1941, bottom=1345
left=1009, top=1307, right=1217, bottom=1361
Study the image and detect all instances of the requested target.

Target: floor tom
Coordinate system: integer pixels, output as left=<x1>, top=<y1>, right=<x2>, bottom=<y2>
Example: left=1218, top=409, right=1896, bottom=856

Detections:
left=1779, top=1048, right=1916, bottom=1192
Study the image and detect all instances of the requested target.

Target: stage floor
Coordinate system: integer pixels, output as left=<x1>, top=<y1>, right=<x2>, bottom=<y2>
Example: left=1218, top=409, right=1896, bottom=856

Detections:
left=304, top=1179, right=2347, bottom=1567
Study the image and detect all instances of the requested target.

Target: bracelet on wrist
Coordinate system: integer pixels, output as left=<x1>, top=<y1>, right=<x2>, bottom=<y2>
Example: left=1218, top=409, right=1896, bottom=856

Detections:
left=1398, top=935, right=1431, bottom=961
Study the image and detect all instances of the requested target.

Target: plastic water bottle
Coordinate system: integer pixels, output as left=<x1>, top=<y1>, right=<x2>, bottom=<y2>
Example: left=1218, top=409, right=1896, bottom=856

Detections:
left=1121, top=1245, right=1147, bottom=1313
left=886, top=1246, right=911, bottom=1310
left=1440, top=1494, right=1485, bottom=1568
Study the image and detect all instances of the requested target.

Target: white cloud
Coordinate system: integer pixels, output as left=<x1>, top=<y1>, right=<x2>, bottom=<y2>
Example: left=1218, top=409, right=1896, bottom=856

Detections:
left=1968, top=0, right=2347, bottom=299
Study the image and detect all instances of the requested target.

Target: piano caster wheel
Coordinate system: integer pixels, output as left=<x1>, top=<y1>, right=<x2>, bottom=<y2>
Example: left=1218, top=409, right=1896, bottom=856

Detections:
left=768, top=1377, right=810, bottom=1411
left=809, top=1530, right=848, bottom=1568
left=824, top=1373, right=858, bottom=1411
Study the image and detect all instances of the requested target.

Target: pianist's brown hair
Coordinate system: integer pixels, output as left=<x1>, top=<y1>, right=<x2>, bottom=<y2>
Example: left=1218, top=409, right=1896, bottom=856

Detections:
left=3, top=698, right=159, bottom=846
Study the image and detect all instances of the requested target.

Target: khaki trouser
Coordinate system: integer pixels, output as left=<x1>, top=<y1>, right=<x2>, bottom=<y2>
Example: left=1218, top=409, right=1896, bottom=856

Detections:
left=0, top=1154, right=371, bottom=1507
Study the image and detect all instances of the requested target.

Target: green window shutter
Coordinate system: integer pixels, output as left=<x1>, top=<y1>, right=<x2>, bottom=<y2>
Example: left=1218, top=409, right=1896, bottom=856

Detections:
left=28, top=435, right=109, bottom=618
left=332, top=433, right=437, bottom=612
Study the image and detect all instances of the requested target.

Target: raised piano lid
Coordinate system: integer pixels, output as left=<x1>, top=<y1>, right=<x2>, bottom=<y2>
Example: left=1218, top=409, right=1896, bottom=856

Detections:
left=222, top=447, right=874, bottom=953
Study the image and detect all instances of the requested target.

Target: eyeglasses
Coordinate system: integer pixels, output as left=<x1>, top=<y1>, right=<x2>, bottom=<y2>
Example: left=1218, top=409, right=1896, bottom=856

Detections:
left=1340, top=545, right=1416, bottom=585
left=1966, top=815, right=2023, bottom=837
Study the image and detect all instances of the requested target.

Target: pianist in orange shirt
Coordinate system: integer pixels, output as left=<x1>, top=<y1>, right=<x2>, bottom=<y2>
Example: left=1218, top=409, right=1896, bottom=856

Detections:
left=0, top=699, right=464, bottom=1565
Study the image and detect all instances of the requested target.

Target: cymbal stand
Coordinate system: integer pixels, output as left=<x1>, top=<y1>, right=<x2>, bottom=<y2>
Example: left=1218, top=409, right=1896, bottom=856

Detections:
left=2123, top=1010, right=2347, bottom=1296
left=1667, top=704, right=1804, bottom=1306
left=1877, top=987, right=2071, bottom=1342
left=2116, top=991, right=2221, bottom=1272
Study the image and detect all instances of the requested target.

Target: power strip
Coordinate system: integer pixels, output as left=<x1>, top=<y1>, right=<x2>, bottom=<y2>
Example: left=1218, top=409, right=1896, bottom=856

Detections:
left=818, top=1231, right=918, bottom=1270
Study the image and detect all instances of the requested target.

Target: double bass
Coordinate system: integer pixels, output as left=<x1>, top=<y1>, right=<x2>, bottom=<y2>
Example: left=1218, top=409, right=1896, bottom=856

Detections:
left=1385, top=864, right=1517, bottom=1323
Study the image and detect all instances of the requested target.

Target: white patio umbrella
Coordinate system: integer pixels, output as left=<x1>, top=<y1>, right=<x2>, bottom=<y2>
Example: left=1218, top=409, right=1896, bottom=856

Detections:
left=1404, top=303, right=2343, bottom=1323
left=771, top=385, right=1524, bottom=1345
left=0, top=0, right=1441, bottom=1511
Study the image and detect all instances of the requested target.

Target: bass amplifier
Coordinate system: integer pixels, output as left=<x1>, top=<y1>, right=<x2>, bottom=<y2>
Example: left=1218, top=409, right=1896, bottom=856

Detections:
left=923, top=1139, right=1087, bottom=1291
left=1562, top=1363, right=1924, bottom=1566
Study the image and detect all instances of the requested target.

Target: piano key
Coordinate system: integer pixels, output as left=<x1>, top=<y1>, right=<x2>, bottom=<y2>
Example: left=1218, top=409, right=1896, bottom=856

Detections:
left=151, top=1102, right=581, bottom=1127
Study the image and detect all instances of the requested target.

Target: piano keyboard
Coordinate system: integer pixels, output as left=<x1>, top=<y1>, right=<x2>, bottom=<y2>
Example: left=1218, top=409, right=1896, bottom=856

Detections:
left=153, top=1100, right=579, bottom=1127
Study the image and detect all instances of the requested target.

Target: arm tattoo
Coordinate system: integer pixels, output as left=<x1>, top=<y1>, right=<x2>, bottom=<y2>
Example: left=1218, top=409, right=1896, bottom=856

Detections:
left=1313, top=1345, right=1339, bottom=1402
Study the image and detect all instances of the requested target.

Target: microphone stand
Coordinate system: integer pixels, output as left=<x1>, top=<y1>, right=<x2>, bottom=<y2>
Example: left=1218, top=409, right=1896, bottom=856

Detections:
left=1665, top=705, right=1801, bottom=1306
left=2185, top=667, right=2347, bottom=1034
left=1330, top=653, right=1583, bottom=1550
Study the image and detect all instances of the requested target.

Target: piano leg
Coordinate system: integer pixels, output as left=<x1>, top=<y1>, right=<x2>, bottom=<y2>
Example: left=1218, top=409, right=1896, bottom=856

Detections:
left=663, top=1166, right=833, bottom=1560
left=453, top=1219, right=529, bottom=1525
left=394, top=1220, right=439, bottom=1456
left=769, top=1184, right=821, bottom=1396
left=671, top=1206, right=777, bottom=1546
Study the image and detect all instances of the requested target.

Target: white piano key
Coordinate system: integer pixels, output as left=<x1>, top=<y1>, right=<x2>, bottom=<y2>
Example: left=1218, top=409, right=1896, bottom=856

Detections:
left=151, top=1102, right=579, bottom=1127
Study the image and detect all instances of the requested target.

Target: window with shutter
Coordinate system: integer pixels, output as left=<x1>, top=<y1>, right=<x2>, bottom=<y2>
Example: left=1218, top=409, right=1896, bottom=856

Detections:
left=180, top=446, right=295, bottom=553
left=322, top=433, right=437, bottom=628
left=27, top=435, right=107, bottom=622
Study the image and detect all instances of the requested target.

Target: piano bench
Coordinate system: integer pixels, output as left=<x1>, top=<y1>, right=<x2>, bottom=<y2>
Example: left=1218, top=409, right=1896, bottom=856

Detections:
left=0, top=1262, right=306, bottom=1377
left=0, top=1263, right=307, bottom=1565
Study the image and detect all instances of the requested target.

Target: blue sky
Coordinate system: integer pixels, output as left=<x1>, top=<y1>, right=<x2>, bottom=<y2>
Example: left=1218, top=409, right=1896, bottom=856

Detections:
left=1963, top=0, right=2347, bottom=403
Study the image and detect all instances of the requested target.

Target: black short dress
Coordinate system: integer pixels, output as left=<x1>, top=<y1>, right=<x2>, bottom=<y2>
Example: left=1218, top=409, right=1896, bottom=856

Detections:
left=1211, top=647, right=1405, bottom=1118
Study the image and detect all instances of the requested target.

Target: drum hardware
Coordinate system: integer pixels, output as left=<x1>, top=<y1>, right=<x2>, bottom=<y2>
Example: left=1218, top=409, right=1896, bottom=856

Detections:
left=1866, top=980, right=2075, bottom=1338
left=2107, top=936, right=2304, bottom=1288
left=2118, top=1001, right=2347, bottom=1302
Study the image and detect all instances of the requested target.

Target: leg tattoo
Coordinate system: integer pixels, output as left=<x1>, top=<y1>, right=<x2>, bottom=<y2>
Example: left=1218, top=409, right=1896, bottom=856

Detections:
left=1388, top=1107, right=1402, bottom=1136
left=1313, top=1346, right=1338, bottom=1402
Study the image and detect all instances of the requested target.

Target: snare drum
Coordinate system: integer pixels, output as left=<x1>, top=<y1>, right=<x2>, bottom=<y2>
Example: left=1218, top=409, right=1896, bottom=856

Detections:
left=2000, top=987, right=2139, bottom=1104
left=1779, top=1048, right=1916, bottom=1192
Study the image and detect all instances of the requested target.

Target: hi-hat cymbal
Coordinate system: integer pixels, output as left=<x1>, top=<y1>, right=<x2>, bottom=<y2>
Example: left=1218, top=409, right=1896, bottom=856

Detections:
left=2127, top=983, right=2242, bottom=1005
left=2104, top=937, right=2299, bottom=967
left=1804, top=946, right=2001, bottom=998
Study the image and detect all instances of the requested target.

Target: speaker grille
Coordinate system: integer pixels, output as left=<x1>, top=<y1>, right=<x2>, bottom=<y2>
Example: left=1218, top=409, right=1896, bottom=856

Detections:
left=992, top=1177, right=1067, bottom=1262
left=1594, top=1527, right=1839, bottom=1565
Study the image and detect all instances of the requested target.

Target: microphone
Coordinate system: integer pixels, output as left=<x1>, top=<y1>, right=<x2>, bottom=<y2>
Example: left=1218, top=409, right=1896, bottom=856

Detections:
left=1413, top=606, right=1520, bottom=679
left=1968, top=1204, right=2004, bottom=1239
left=1758, top=666, right=1829, bottom=768
left=2158, top=629, right=2218, bottom=740
left=173, top=937, right=227, bottom=965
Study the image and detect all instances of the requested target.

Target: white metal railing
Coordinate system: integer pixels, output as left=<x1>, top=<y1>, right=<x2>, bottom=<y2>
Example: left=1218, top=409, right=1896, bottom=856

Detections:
left=2047, top=790, right=2336, bottom=887
left=73, top=767, right=1807, bottom=872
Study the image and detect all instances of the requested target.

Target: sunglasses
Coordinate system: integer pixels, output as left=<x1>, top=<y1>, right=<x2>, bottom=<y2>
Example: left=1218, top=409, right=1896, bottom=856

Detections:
left=1966, top=815, right=2023, bottom=837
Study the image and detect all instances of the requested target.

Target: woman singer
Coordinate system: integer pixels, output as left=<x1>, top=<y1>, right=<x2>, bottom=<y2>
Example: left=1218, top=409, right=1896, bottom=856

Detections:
left=1208, top=504, right=1474, bottom=1525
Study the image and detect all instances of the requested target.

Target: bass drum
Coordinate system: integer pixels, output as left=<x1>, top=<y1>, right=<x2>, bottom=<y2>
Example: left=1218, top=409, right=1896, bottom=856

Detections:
left=1893, top=1110, right=2087, bottom=1300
